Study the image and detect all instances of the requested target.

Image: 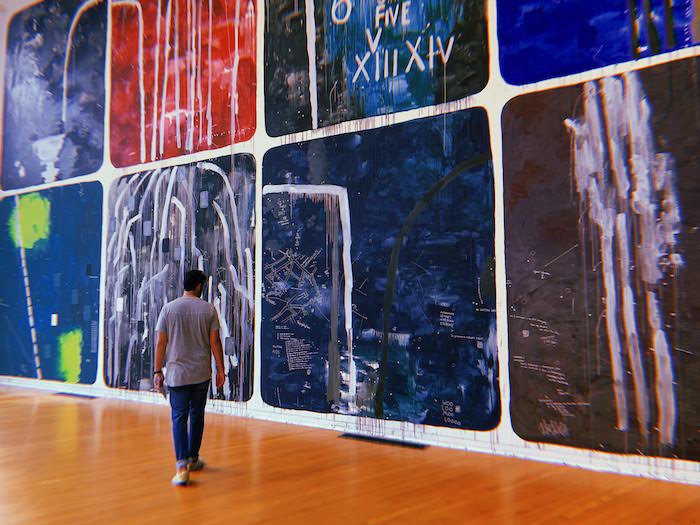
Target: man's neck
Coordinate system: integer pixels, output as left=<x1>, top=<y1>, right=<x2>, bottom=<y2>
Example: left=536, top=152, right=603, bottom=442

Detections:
left=183, top=292, right=200, bottom=299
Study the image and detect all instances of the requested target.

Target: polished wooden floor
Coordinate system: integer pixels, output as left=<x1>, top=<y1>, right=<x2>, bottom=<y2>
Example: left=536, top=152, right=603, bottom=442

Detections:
left=0, top=386, right=698, bottom=525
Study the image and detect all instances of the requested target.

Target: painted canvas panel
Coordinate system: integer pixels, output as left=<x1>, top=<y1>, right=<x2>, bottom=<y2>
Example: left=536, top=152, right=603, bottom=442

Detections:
left=2, top=0, right=106, bottom=189
left=262, top=109, right=499, bottom=430
left=497, top=0, right=700, bottom=85
left=110, top=0, right=256, bottom=168
left=264, top=0, right=488, bottom=136
left=0, top=182, right=102, bottom=384
left=503, top=58, right=700, bottom=460
left=104, top=154, right=255, bottom=402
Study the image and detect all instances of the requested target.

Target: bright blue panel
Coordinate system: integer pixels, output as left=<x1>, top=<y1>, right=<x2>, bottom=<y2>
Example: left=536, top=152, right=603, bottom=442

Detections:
left=0, top=182, right=102, bottom=383
left=497, top=0, right=695, bottom=85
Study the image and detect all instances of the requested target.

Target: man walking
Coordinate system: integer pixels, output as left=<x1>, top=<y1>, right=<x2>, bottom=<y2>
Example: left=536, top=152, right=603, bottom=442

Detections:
left=153, top=269, right=225, bottom=486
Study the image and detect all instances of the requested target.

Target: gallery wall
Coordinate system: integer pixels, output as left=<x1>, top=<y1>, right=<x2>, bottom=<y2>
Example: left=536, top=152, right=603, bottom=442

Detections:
left=0, top=0, right=698, bottom=485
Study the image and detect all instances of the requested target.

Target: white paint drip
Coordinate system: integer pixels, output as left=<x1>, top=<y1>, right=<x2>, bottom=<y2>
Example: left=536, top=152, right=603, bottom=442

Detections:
left=159, top=0, right=174, bottom=156
left=566, top=82, right=629, bottom=432
left=174, top=0, right=182, bottom=148
left=206, top=0, right=213, bottom=145
left=565, top=71, right=682, bottom=445
left=304, top=0, right=319, bottom=129
left=170, top=196, right=187, bottom=281
left=150, top=0, right=163, bottom=161
left=616, top=213, right=650, bottom=439
left=197, top=0, right=204, bottom=145
left=185, top=0, right=193, bottom=152
left=116, top=0, right=243, bottom=157
left=625, top=77, right=681, bottom=446
left=230, top=0, right=242, bottom=143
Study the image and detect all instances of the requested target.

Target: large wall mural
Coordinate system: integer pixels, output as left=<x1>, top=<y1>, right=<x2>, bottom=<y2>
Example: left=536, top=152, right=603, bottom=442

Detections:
left=262, top=110, right=499, bottom=430
left=498, top=0, right=700, bottom=85
left=0, top=182, right=102, bottom=384
left=110, top=0, right=256, bottom=167
left=0, top=0, right=698, bottom=482
left=504, top=58, right=700, bottom=460
left=264, top=0, right=488, bottom=136
left=104, top=154, right=256, bottom=400
left=2, top=0, right=106, bottom=189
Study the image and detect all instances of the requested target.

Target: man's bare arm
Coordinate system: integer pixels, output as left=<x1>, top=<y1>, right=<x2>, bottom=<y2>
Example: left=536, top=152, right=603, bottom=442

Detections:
left=155, top=331, right=168, bottom=371
left=210, top=330, right=225, bottom=387
left=209, top=330, right=224, bottom=370
left=153, top=331, right=168, bottom=391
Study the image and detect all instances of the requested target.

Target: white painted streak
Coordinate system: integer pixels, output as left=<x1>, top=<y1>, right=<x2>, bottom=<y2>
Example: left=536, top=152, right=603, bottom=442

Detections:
left=159, top=0, right=174, bottom=156
left=118, top=213, right=142, bottom=266
left=200, top=162, right=244, bottom=275
left=646, top=290, right=677, bottom=445
left=231, top=0, right=242, bottom=143
left=158, top=167, right=178, bottom=270
left=598, top=206, right=629, bottom=431
left=171, top=196, right=187, bottom=280
left=228, top=264, right=252, bottom=302
left=304, top=0, right=319, bottom=129
left=586, top=83, right=628, bottom=431
left=214, top=284, right=230, bottom=338
left=245, top=247, right=254, bottom=306
left=174, top=0, right=182, bottom=148
left=186, top=0, right=194, bottom=151
left=212, top=199, right=233, bottom=264
left=197, top=0, right=204, bottom=144
left=602, top=76, right=650, bottom=438
left=625, top=72, right=680, bottom=445
left=206, top=0, right=213, bottom=145
left=565, top=82, right=629, bottom=431
left=150, top=0, right=163, bottom=160
left=616, top=213, right=650, bottom=438
left=600, top=76, right=631, bottom=200
left=567, top=71, right=682, bottom=444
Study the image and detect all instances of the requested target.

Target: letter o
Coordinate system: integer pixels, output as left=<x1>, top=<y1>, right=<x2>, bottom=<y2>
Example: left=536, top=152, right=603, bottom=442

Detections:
left=331, top=0, right=352, bottom=25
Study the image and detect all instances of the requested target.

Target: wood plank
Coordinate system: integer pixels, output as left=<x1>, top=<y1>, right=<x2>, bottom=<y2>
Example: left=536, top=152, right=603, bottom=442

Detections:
left=0, top=386, right=698, bottom=525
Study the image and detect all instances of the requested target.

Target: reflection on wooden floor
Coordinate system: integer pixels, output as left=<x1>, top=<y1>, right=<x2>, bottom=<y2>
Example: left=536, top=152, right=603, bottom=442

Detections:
left=0, top=386, right=698, bottom=525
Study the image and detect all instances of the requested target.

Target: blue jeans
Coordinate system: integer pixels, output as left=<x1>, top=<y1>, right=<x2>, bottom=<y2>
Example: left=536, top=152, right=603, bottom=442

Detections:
left=168, top=380, right=209, bottom=468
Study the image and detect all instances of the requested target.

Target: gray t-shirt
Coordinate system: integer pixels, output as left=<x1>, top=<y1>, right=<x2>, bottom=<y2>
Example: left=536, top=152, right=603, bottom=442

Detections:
left=155, top=296, right=220, bottom=387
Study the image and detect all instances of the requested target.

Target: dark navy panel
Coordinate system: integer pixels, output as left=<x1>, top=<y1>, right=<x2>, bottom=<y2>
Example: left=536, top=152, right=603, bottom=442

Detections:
left=262, top=109, right=499, bottom=430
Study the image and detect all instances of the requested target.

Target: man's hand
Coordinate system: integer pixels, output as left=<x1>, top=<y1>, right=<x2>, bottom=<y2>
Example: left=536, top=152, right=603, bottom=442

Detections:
left=216, top=368, right=225, bottom=388
left=154, top=371, right=164, bottom=391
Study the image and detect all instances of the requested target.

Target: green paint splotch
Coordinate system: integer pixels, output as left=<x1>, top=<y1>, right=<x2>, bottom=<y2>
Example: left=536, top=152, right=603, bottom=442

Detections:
left=8, top=193, right=51, bottom=250
left=58, top=329, right=83, bottom=383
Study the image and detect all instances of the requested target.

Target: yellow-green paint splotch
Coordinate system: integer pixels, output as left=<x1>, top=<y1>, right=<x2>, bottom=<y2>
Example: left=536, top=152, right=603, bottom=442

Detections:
left=8, top=193, right=51, bottom=250
left=58, top=329, right=82, bottom=383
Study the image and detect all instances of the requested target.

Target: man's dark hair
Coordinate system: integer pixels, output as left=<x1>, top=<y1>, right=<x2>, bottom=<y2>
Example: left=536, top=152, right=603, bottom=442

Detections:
left=184, top=269, right=207, bottom=291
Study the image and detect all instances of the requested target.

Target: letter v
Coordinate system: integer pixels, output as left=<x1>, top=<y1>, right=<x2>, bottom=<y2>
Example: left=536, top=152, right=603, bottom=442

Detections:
left=365, top=28, right=383, bottom=54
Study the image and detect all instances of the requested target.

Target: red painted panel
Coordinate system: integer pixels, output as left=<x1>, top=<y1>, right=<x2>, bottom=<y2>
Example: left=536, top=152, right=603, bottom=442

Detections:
left=110, top=0, right=256, bottom=167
